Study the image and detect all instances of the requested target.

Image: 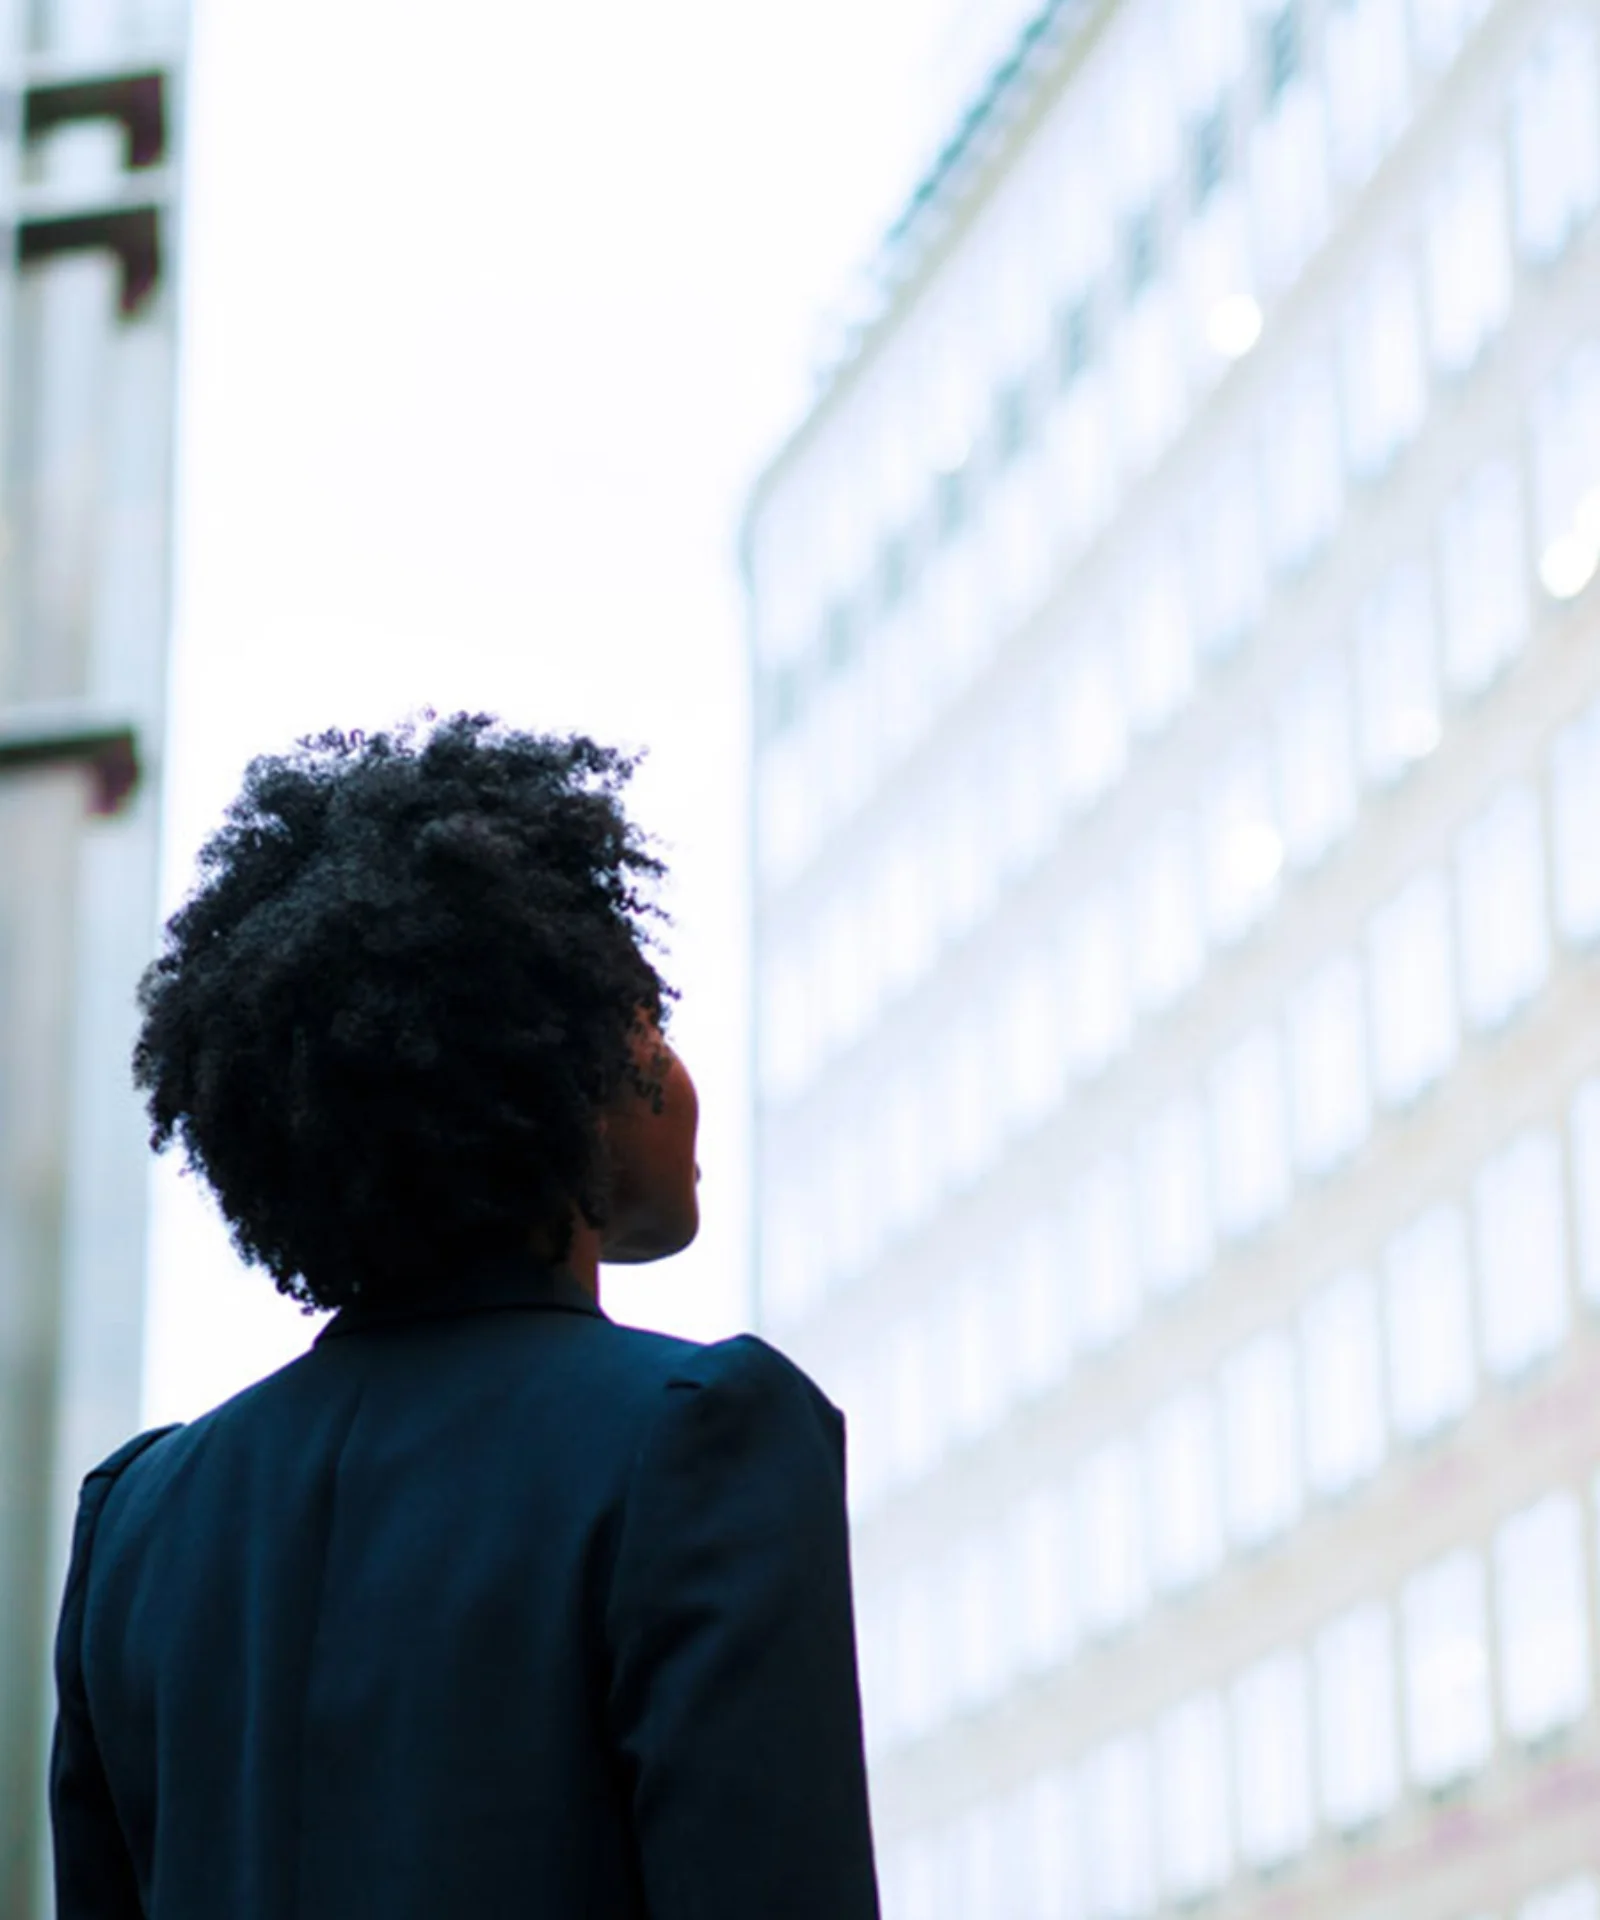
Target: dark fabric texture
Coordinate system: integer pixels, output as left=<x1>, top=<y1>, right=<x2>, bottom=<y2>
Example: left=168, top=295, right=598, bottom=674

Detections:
left=50, top=1256, right=880, bottom=1919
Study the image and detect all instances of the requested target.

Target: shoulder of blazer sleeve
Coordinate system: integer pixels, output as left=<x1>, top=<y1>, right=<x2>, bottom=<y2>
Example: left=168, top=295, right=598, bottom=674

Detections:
left=51, top=1425, right=178, bottom=1920
left=606, top=1333, right=878, bottom=1920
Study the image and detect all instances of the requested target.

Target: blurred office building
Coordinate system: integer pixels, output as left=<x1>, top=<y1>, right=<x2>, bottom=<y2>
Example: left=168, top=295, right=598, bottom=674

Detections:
left=0, top=4, right=187, bottom=1912
left=745, top=1, right=1600, bottom=1916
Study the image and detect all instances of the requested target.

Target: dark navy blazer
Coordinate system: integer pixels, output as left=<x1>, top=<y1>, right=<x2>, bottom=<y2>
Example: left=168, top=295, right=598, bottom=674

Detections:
left=51, top=1257, right=880, bottom=1918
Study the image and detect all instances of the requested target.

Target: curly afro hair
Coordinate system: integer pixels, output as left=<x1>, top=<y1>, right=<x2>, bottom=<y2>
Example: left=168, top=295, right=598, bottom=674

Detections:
left=133, top=712, right=672, bottom=1311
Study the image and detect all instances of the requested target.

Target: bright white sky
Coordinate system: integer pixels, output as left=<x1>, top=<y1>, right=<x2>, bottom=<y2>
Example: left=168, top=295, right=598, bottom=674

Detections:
left=142, top=0, right=995, bottom=1422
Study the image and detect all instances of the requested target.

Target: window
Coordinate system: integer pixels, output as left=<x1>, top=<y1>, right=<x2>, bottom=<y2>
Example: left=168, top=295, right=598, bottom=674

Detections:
left=1121, top=550, right=1194, bottom=736
left=888, top=1561, right=945, bottom=1742
left=937, top=757, right=997, bottom=939
left=1426, top=140, right=1512, bottom=377
left=1530, top=345, right=1600, bottom=599
left=1128, top=816, right=1205, bottom=1013
left=1136, top=1092, right=1213, bottom=1297
left=1554, top=697, right=1600, bottom=942
left=1456, top=785, right=1549, bottom=1031
left=1511, top=14, right=1600, bottom=263
left=1262, top=358, right=1342, bottom=572
left=1010, top=1482, right=1076, bottom=1674
left=1203, top=742, right=1282, bottom=946
left=1572, top=1078, right=1600, bottom=1308
left=934, top=1003, right=1000, bottom=1194
left=1385, top=1203, right=1476, bottom=1440
left=1054, top=639, right=1128, bottom=814
left=1342, top=260, right=1426, bottom=479
left=1315, top=1602, right=1400, bottom=1831
left=886, top=1305, right=938, bottom=1486
left=992, top=693, right=1058, bottom=882
left=1221, top=1331, right=1301, bottom=1547
left=883, top=1061, right=935, bottom=1237
left=1000, top=937, right=1066, bottom=1135
left=1012, top=1209, right=1075, bottom=1400
left=1076, top=1438, right=1149, bottom=1637
left=1494, top=1492, right=1591, bottom=1743
left=1155, top=1693, right=1231, bottom=1902
left=1210, top=1026, right=1291, bottom=1238
left=1411, top=0, right=1490, bottom=73
left=1145, top=1386, right=1225, bottom=1591
left=1356, top=561, right=1441, bottom=786
left=1474, top=1128, right=1570, bottom=1380
left=1082, top=1735, right=1156, bottom=1920
left=1005, top=1769, right=1084, bottom=1920
left=1277, top=651, right=1357, bottom=870
left=1400, top=1548, right=1493, bottom=1787
left=1250, top=36, right=1329, bottom=290
left=1062, top=887, right=1133, bottom=1080
left=1231, top=1650, right=1314, bottom=1869
left=1115, top=277, right=1185, bottom=476
left=1186, top=447, right=1264, bottom=661
left=1070, top=1155, right=1140, bottom=1352
left=1047, top=359, right=1116, bottom=554
left=1288, top=953, right=1370, bottom=1174
left=949, top=1527, right=1007, bottom=1712
left=1520, top=1879, right=1600, bottom=1920
left=945, top=1802, right=1002, bottom=1917
left=942, top=1270, right=1009, bottom=1446
left=1184, top=177, right=1259, bottom=374
left=1367, top=871, right=1457, bottom=1107
left=1325, top=0, right=1410, bottom=190
left=1439, top=459, right=1527, bottom=697
left=1302, top=1268, right=1386, bottom=1498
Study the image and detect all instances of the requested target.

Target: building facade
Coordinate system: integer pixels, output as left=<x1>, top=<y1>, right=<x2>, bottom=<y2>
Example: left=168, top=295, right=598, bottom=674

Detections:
left=744, top=2, right=1600, bottom=1917
left=0, top=1, right=188, bottom=1912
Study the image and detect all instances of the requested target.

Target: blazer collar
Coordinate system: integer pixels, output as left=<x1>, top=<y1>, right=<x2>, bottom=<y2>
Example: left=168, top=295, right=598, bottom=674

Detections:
left=314, top=1250, right=605, bottom=1345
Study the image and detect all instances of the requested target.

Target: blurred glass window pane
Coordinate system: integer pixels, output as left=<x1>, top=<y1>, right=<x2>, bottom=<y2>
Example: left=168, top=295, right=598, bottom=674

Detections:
left=941, top=1272, right=1007, bottom=1446
left=1122, top=551, right=1194, bottom=736
left=1012, top=1208, right=1076, bottom=1399
left=1010, top=1482, right=1077, bottom=1675
left=1473, top=1128, right=1569, bottom=1380
left=1181, top=184, right=1258, bottom=389
left=1456, top=784, right=1549, bottom=1031
left=1136, top=1091, right=1213, bottom=1298
left=1210, top=1026, right=1291, bottom=1238
left=1114, top=283, right=1185, bottom=475
left=1412, top=0, right=1491, bottom=73
left=1082, top=1734, right=1156, bottom=1920
left=1511, top=14, right=1600, bottom=263
left=945, top=1803, right=1001, bottom=1919
left=1367, top=870, right=1457, bottom=1107
left=1155, top=1693, right=1231, bottom=1902
left=1070, top=1154, right=1140, bottom=1351
left=1401, top=1548, right=1492, bottom=1788
left=1062, top=887, right=1133, bottom=1079
left=1384, top=1203, right=1476, bottom=1440
left=949, top=1528, right=1007, bottom=1711
left=1262, top=359, right=1343, bottom=572
left=1054, top=639, right=1129, bottom=814
left=1530, top=345, right=1600, bottom=578
left=999, top=936, right=1066, bottom=1134
left=1128, top=815, right=1205, bottom=1013
left=1427, top=140, right=1512, bottom=376
left=1325, top=0, right=1410, bottom=188
left=1342, top=260, right=1426, bottom=479
left=1075, top=1438, right=1149, bottom=1637
left=1356, top=560, right=1441, bottom=786
left=1145, top=1386, right=1225, bottom=1591
left=1571, top=1078, right=1600, bottom=1308
left=1250, top=74, right=1330, bottom=290
left=1221, top=1331, right=1301, bottom=1547
left=1005, top=1768, right=1084, bottom=1920
left=1230, top=1649, right=1313, bottom=1869
left=1315, top=1601, right=1400, bottom=1831
left=1302, top=1268, right=1386, bottom=1498
left=1203, top=743, right=1282, bottom=946
left=1288, top=953, right=1370, bottom=1174
left=1494, top=1492, right=1591, bottom=1743
left=1185, top=447, right=1265, bottom=662
left=1554, top=698, right=1600, bottom=943
left=887, top=1304, right=938, bottom=1485
left=1277, top=650, right=1357, bottom=870
left=1047, top=366, right=1117, bottom=555
left=889, top=1562, right=943, bottom=1741
left=1519, top=1878, right=1600, bottom=1920
left=1439, top=459, right=1527, bottom=697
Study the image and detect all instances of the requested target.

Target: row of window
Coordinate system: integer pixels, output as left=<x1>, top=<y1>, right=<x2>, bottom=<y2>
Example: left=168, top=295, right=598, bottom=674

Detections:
left=853, top=1088, right=1600, bottom=1748
left=762, top=695, right=1600, bottom=1327
left=762, top=303, right=1600, bottom=1103
left=874, top=1487, right=1600, bottom=1920
left=754, top=3, right=1598, bottom=833
left=841, top=1083, right=1600, bottom=1524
